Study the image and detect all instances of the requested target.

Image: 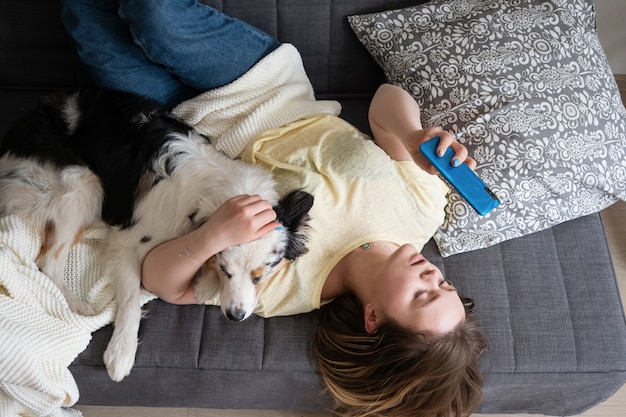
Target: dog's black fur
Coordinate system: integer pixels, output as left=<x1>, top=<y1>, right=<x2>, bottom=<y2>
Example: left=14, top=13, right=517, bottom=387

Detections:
left=3, top=90, right=203, bottom=227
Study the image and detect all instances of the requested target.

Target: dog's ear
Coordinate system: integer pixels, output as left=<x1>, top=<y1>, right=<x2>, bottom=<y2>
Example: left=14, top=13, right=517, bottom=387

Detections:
left=194, top=257, right=222, bottom=304
left=274, top=189, right=314, bottom=261
left=274, top=189, right=314, bottom=227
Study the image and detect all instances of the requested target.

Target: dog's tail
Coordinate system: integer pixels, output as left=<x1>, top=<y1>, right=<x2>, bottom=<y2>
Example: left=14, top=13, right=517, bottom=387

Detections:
left=0, top=156, right=103, bottom=314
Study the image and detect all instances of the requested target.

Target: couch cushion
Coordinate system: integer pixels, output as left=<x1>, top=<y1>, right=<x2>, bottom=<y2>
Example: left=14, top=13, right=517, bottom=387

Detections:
left=0, top=1, right=92, bottom=89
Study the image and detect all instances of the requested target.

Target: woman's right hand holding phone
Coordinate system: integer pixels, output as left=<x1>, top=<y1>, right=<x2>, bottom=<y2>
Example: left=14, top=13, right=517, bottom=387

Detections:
left=406, top=127, right=476, bottom=175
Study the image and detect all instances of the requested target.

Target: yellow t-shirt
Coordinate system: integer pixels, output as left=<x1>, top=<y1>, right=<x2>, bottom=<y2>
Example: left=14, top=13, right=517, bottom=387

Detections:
left=224, top=114, right=448, bottom=317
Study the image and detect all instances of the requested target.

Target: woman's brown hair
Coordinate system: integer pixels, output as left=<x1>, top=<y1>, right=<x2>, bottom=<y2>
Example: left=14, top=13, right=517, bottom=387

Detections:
left=311, top=294, right=487, bottom=417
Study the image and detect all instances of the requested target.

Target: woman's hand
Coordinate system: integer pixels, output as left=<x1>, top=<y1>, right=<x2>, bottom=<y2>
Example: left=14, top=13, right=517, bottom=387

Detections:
left=198, top=194, right=281, bottom=253
left=406, top=127, right=476, bottom=175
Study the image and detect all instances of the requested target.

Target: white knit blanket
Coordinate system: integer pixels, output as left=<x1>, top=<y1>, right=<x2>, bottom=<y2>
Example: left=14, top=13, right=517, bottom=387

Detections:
left=172, top=43, right=341, bottom=158
left=0, top=215, right=154, bottom=416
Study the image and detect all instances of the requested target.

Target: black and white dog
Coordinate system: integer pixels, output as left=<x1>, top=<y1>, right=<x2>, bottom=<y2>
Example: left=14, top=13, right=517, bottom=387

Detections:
left=0, top=89, right=313, bottom=381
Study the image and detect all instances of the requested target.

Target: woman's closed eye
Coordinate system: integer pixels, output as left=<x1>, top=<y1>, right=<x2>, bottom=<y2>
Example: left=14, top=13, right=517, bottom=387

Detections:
left=441, top=279, right=455, bottom=289
left=414, top=280, right=456, bottom=301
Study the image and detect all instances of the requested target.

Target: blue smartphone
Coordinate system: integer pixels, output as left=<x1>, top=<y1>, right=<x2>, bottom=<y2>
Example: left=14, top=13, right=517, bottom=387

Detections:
left=419, top=136, right=500, bottom=216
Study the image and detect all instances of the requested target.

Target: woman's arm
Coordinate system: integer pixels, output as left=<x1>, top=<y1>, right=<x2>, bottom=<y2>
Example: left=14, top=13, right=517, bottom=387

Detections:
left=141, top=194, right=280, bottom=304
left=368, top=83, right=475, bottom=173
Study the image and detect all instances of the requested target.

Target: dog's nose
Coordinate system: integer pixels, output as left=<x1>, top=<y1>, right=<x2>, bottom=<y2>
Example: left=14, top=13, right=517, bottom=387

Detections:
left=226, top=307, right=246, bottom=321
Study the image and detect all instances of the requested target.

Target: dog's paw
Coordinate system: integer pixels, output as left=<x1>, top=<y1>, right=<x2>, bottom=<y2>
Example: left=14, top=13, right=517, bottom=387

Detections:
left=103, top=337, right=137, bottom=382
left=193, top=270, right=220, bottom=304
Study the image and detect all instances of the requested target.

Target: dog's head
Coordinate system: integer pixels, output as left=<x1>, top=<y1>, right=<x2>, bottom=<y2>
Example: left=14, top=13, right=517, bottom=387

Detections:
left=206, top=189, right=313, bottom=321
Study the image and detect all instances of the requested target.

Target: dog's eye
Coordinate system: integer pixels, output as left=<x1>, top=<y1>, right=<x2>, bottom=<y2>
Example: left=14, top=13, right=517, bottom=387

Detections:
left=220, top=265, right=232, bottom=279
left=251, top=267, right=264, bottom=285
left=268, top=258, right=282, bottom=268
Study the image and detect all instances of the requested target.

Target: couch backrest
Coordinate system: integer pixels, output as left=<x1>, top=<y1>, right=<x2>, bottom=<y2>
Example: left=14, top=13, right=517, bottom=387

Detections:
left=0, top=0, right=425, bottom=96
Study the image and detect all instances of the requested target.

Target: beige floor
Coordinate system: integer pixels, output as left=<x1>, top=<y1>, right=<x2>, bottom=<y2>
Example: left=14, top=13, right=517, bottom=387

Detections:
left=76, top=78, right=626, bottom=416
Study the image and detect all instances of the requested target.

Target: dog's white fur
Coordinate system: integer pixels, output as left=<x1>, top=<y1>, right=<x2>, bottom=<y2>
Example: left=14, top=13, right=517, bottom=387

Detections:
left=0, top=90, right=312, bottom=382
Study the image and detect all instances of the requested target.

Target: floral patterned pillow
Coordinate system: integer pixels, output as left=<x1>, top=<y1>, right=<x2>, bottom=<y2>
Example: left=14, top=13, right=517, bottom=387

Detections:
left=349, top=0, right=626, bottom=257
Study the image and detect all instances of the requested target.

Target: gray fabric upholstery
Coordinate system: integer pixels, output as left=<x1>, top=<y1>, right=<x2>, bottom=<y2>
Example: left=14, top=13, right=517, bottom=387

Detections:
left=1, top=0, right=625, bottom=414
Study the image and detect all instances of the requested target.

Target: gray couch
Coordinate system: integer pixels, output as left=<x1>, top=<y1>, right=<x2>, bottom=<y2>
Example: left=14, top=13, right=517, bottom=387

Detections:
left=1, top=0, right=625, bottom=415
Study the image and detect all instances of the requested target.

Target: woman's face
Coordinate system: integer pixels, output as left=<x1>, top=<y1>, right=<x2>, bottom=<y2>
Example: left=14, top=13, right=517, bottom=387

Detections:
left=369, top=244, right=466, bottom=335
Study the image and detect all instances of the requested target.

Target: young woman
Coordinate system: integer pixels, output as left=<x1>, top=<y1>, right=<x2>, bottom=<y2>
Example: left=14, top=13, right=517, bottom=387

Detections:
left=60, top=1, right=487, bottom=416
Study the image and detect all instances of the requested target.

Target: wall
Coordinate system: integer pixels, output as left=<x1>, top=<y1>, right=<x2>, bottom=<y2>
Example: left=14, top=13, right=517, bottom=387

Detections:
left=594, top=0, right=626, bottom=74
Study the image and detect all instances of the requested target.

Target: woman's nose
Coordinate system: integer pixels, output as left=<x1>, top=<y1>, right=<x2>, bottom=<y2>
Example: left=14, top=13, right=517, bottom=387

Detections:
left=419, top=268, right=439, bottom=284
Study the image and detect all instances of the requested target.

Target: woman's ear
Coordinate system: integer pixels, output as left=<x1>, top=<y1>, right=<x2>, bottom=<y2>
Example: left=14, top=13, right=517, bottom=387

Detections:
left=364, top=303, right=380, bottom=334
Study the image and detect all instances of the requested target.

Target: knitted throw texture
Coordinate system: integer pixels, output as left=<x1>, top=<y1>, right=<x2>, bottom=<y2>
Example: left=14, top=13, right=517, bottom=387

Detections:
left=172, top=43, right=341, bottom=158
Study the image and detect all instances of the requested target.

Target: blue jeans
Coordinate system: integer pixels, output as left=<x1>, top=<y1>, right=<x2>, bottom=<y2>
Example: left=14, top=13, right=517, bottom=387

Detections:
left=60, top=0, right=280, bottom=107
